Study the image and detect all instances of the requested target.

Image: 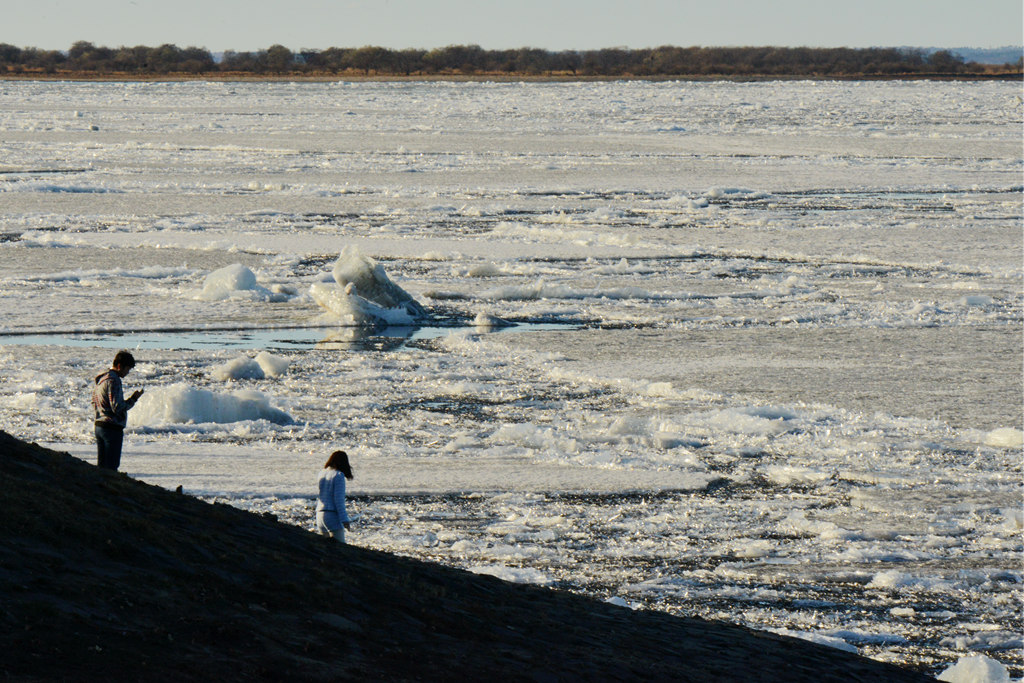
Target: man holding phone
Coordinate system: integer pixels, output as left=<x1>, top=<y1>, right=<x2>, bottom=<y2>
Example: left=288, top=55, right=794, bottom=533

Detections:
left=92, top=349, right=144, bottom=471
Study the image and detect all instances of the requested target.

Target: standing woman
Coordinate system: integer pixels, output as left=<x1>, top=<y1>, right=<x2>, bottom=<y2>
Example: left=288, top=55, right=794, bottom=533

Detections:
left=316, top=450, right=354, bottom=543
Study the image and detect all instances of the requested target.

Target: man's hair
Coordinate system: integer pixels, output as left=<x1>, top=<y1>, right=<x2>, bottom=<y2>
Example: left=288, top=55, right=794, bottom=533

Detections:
left=113, top=350, right=136, bottom=369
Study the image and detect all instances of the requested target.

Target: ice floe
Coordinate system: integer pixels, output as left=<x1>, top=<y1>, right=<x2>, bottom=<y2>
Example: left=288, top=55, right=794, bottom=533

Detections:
left=132, top=383, right=293, bottom=427
left=310, top=247, right=428, bottom=327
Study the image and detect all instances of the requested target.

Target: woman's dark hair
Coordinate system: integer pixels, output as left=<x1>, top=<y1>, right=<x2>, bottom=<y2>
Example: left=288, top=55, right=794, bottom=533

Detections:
left=113, top=350, right=136, bottom=369
left=324, top=450, right=353, bottom=479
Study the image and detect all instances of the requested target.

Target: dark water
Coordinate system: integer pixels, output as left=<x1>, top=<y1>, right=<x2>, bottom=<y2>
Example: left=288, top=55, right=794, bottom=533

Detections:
left=0, top=322, right=578, bottom=351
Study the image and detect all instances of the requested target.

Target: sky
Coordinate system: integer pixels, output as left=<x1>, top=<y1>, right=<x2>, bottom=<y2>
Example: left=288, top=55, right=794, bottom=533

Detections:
left=6, top=0, right=1022, bottom=52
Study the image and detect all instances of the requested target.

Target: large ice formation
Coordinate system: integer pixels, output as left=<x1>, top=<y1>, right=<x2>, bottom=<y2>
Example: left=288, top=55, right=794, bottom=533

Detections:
left=310, top=247, right=428, bottom=327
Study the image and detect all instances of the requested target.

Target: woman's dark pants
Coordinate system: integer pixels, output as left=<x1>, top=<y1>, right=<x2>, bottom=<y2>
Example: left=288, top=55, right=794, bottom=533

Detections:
left=95, top=424, right=124, bottom=471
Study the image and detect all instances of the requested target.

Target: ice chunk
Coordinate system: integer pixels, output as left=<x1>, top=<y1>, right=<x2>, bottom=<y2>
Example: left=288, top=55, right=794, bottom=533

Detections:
left=211, top=356, right=265, bottom=381
left=311, top=247, right=428, bottom=327
left=959, top=295, right=995, bottom=307
left=195, top=263, right=283, bottom=302
left=465, top=263, right=502, bottom=277
left=310, top=281, right=417, bottom=328
left=132, top=383, right=293, bottom=426
left=768, top=628, right=858, bottom=653
left=473, top=312, right=512, bottom=330
left=255, top=351, right=290, bottom=378
left=210, top=352, right=289, bottom=381
left=733, top=540, right=772, bottom=558
left=604, top=596, right=638, bottom=609
left=489, top=423, right=580, bottom=454
left=331, top=246, right=426, bottom=317
left=984, top=427, right=1023, bottom=448
left=644, top=382, right=675, bottom=397
left=867, top=570, right=916, bottom=590
left=1000, top=507, right=1023, bottom=532
left=937, top=655, right=1010, bottom=683
left=469, top=565, right=551, bottom=585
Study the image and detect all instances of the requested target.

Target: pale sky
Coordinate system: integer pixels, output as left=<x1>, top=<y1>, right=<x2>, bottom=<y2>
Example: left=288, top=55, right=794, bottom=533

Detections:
left=6, top=0, right=1022, bottom=52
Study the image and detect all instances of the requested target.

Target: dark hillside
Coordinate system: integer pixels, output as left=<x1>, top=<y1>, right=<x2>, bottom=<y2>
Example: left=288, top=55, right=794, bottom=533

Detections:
left=0, top=431, right=932, bottom=682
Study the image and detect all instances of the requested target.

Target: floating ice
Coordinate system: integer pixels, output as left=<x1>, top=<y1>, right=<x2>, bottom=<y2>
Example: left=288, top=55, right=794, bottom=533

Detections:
left=937, top=655, right=1011, bottom=683
left=866, top=570, right=920, bottom=590
left=211, top=352, right=290, bottom=381
left=464, top=263, right=503, bottom=277
left=310, top=281, right=419, bottom=328
left=473, top=312, right=512, bottom=330
left=1000, top=507, right=1023, bottom=532
left=18, top=265, right=194, bottom=283
left=131, top=383, right=293, bottom=426
left=310, top=247, right=427, bottom=327
left=477, top=279, right=652, bottom=301
left=469, top=564, right=552, bottom=586
left=253, top=351, right=290, bottom=378
left=212, top=356, right=264, bottom=381
left=6, top=391, right=51, bottom=411
left=959, top=295, right=996, bottom=307
left=14, top=183, right=114, bottom=194
left=700, top=406, right=801, bottom=436
left=604, top=596, right=638, bottom=610
left=768, top=628, right=859, bottom=654
left=195, top=264, right=285, bottom=302
left=733, top=539, right=773, bottom=558
left=331, top=246, right=426, bottom=316
left=984, top=428, right=1023, bottom=448
left=705, top=187, right=765, bottom=199
left=489, top=422, right=580, bottom=455
left=769, top=467, right=835, bottom=487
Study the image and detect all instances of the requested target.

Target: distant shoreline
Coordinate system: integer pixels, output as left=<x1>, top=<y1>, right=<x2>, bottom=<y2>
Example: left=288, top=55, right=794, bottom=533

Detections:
left=2, top=72, right=1020, bottom=83
left=4, top=43, right=1017, bottom=83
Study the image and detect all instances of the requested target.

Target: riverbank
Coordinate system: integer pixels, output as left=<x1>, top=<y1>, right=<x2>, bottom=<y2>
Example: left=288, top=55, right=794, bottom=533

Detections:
left=0, top=430, right=933, bottom=682
left=0, top=71, right=1020, bottom=82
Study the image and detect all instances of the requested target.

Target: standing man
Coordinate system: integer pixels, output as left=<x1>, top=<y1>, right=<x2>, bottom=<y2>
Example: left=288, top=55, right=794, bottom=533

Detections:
left=92, top=350, right=144, bottom=471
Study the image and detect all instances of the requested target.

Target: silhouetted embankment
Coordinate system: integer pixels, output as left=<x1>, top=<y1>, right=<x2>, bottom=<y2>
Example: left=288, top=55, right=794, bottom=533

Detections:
left=0, top=431, right=934, bottom=682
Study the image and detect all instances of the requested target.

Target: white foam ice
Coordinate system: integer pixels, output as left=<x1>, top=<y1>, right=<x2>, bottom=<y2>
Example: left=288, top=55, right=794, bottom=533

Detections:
left=469, top=564, right=553, bottom=586
left=472, top=312, right=512, bottom=330
left=938, top=655, right=1012, bottom=683
left=252, top=351, right=290, bottom=378
left=132, top=383, right=293, bottom=427
left=211, top=351, right=291, bottom=381
left=211, top=356, right=265, bottom=381
left=984, top=428, right=1024, bottom=448
left=195, top=263, right=290, bottom=302
left=769, top=628, right=860, bottom=654
left=13, top=265, right=195, bottom=283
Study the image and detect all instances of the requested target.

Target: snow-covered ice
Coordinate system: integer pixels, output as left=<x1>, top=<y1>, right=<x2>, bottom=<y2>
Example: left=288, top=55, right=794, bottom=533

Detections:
left=939, top=655, right=1012, bottom=683
left=0, top=79, right=1020, bottom=678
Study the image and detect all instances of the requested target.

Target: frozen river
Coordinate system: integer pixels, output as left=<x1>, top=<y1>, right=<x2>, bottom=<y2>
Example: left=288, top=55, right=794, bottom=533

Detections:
left=1, top=79, right=1021, bottom=678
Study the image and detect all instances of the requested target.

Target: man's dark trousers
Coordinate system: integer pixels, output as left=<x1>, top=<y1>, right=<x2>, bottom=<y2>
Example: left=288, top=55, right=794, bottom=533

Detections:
left=95, top=423, right=124, bottom=470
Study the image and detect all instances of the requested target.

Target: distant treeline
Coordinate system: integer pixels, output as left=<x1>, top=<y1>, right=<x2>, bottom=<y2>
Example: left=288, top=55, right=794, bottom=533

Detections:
left=1, top=41, right=1021, bottom=78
